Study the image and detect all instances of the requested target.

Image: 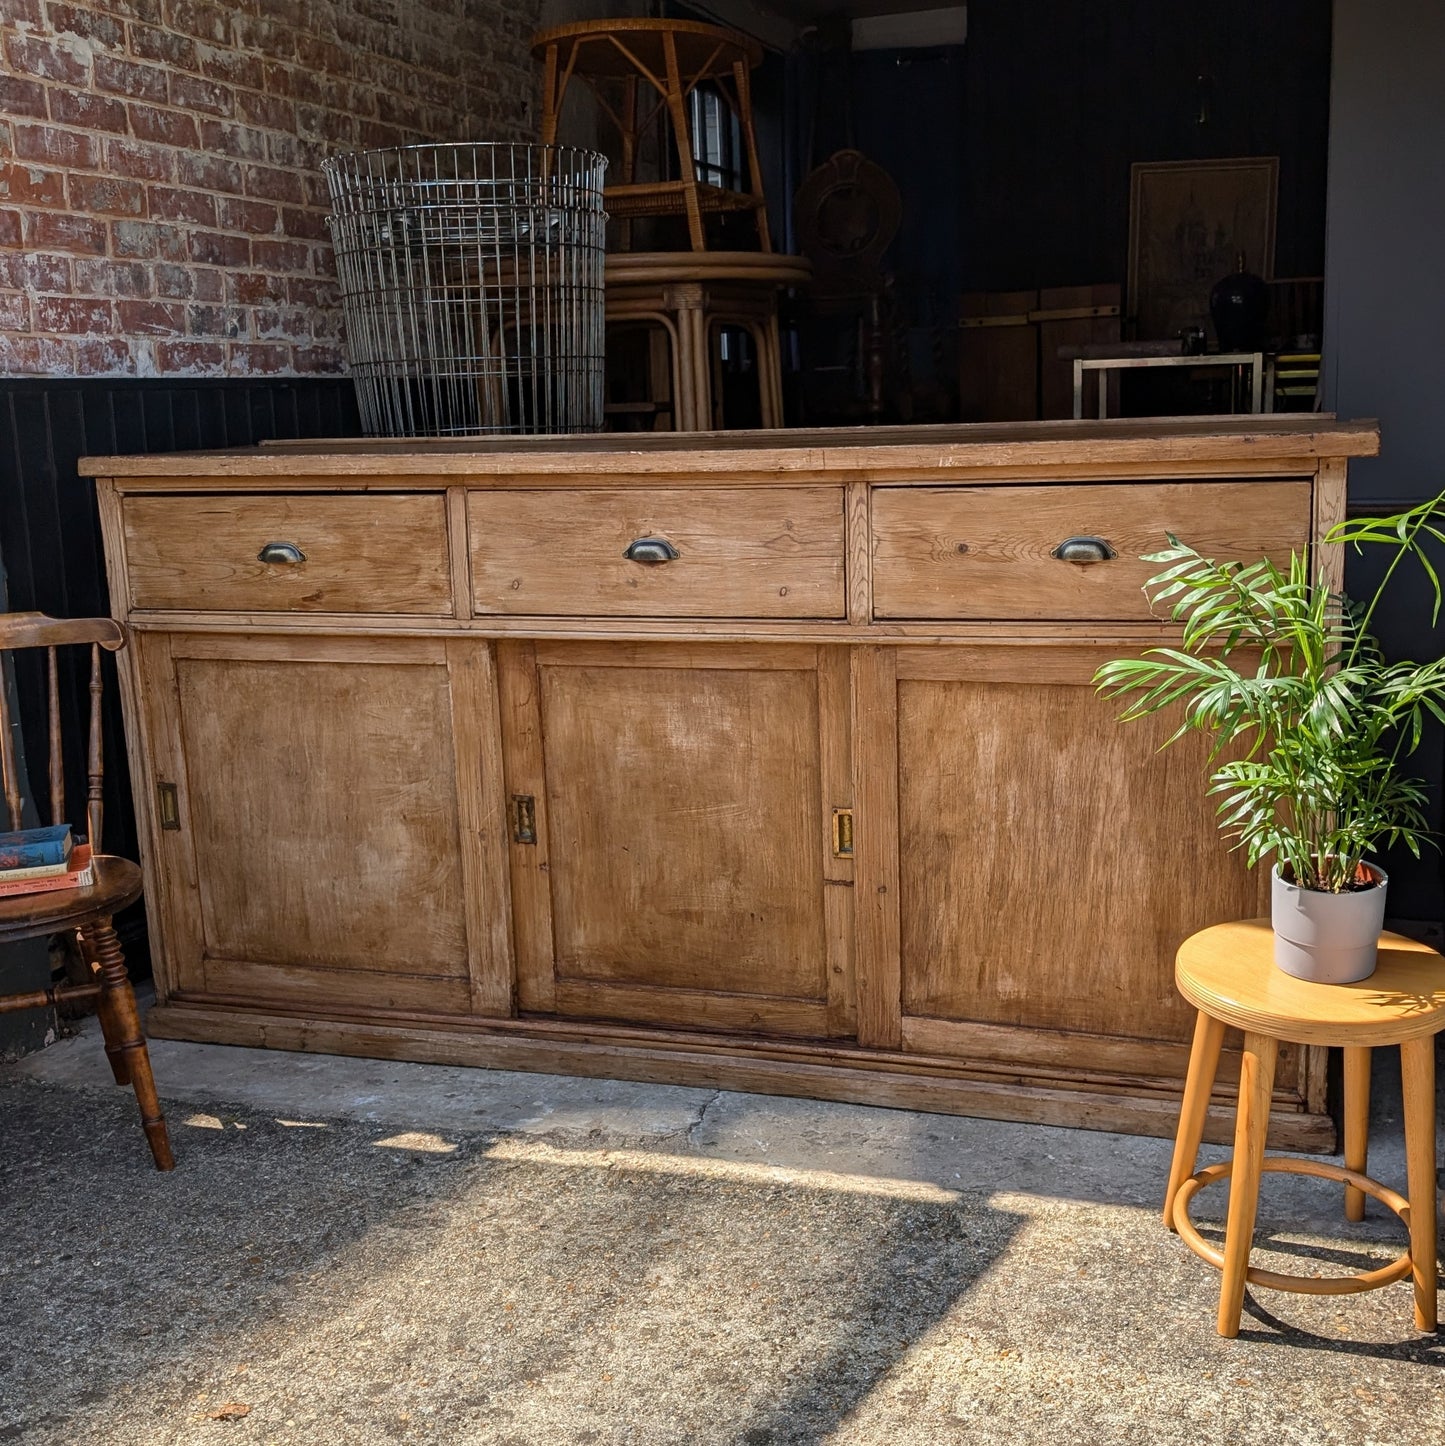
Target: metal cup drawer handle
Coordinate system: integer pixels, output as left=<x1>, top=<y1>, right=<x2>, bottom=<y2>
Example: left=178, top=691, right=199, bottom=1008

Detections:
left=623, top=537, right=680, bottom=564
left=257, top=541, right=306, bottom=565
left=1051, top=536, right=1116, bottom=564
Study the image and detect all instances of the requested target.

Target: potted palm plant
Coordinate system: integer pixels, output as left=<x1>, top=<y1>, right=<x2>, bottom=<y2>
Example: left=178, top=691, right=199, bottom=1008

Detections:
left=1094, top=491, right=1445, bottom=984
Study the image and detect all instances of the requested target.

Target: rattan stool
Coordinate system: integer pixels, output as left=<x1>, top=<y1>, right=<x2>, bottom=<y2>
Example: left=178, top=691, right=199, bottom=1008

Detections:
left=604, top=252, right=810, bottom=430
left=1164, top=918, right=1445, bottom=1337
left=533, top=18, right=770, bottom=253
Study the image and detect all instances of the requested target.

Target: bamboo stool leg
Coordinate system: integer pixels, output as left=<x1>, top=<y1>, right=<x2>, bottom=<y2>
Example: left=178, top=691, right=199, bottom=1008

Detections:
left=662, top=32, right=706, bottom=252
left=1217, top=1030, right=1278, bottom=1337
left=732, top=57, right=770, bottom=252
left=92, top=917, right=175, bottom=1171
left=1164, top=1009, right=1226, bottom=1230
left=752, top=315, right=783, bottom=429
left=539, top=43, right=560, bottom=146
left=1399, top=1035, right=1438, bottom=1331
left=676, top=292, right=709, bottom=431
left=1343, top=1045, right=1371, bottom=1223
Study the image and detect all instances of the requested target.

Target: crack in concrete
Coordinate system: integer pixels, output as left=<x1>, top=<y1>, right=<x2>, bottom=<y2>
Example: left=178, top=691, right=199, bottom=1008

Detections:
left=684, top=1088, right=725, bottom=1151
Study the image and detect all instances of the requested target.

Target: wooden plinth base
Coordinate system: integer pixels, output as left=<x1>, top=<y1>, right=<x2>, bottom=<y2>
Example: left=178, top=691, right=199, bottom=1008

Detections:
left=147, top=1002, right=1337, bottom=1151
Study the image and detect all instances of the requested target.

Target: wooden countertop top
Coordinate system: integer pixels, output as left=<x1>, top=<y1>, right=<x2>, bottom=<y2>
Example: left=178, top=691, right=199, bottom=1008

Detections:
left=81, top=414, right=1380, bottom=481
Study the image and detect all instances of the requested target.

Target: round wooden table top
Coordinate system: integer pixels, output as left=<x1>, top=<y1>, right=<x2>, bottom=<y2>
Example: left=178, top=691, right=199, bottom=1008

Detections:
left=1176, top=918, right=1445, bottom=1047
left=0, top=854, right=142, bottom=943
left=530, top=19, right=763, bottom=77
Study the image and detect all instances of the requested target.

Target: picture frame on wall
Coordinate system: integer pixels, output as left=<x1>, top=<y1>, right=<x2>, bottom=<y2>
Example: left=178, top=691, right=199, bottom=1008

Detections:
left=1127, top=157, right=1279, bottom=343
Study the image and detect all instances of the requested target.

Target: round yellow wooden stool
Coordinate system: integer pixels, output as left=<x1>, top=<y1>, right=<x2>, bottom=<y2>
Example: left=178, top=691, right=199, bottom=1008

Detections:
left=1164, top=918, right=1445, bottom=1338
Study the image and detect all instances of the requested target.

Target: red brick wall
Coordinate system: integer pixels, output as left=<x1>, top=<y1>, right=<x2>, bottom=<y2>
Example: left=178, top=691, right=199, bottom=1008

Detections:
left=0, top=0, right=541, bottom=377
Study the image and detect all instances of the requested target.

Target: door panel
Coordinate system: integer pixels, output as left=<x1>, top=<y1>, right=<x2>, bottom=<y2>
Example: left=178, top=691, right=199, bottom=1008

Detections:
left=505, top=642, right=851, bottom=1039
left=142, top=634, right=510, bottom=1016
left=888, top=645, right=1290, bottom=1085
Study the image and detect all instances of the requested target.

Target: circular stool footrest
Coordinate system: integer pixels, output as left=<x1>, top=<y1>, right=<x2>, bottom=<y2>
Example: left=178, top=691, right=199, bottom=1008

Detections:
left=1172, top=1157, right=1415, bottom=1296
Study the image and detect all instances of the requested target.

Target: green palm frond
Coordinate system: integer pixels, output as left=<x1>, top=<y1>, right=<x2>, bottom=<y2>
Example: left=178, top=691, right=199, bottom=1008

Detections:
left=1094, top=487, right=1445, bottom=892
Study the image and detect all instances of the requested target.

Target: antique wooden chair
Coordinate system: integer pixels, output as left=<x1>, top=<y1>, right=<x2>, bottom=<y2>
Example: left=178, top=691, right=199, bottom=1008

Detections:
left=0, top=613, right=174, bottom=1169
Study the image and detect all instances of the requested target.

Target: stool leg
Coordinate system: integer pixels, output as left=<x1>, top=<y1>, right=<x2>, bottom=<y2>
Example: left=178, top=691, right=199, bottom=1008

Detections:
left=1218, top=1030, right=1277, bottom=1338
left=1400, top=1035, right=1438, bottom=1332
left=1164, top=1010, right=1226, bottom=1230
left=1343, top=1045, right=1371, bottom=1222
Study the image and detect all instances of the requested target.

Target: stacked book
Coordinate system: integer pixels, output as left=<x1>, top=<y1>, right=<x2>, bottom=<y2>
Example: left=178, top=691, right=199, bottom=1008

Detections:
left=0, top=825, right=95, bottom=898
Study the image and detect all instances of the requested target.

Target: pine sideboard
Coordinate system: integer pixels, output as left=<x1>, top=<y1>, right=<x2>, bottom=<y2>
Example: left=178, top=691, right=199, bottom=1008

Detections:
left=84, top=417, right=1379, bottom=1147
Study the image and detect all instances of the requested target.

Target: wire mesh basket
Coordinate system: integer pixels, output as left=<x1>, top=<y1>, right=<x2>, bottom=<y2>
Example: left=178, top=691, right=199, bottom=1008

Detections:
left=324, top=143, right=608, bottom=437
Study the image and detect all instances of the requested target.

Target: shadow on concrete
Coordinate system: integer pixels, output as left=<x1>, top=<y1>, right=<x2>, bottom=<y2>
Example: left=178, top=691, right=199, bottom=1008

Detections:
left=0, top=1078, right=1024, bottom=1445
left=1192, top=1222, right=1413, bottom=1274
left=1241, top=1295, right=1445, bottom=1362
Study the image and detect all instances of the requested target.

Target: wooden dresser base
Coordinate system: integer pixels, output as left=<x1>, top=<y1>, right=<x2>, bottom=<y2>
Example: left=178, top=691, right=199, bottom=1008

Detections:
left=147, top=1001, right=1337, bottom=1152
left=87, top=419, right=1378, bottom=1156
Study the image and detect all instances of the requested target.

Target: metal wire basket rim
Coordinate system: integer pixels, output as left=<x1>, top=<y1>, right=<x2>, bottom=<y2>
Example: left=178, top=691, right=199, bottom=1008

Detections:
left=322, top=142, right=609, bottom=177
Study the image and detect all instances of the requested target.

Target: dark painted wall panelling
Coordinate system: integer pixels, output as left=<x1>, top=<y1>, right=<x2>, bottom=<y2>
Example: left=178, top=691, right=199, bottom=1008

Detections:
left=782, top=1, right=1330, bottom=410
left=1324, top=0, right=1445, bottom=925
left=956, top=0, right=1331, bottom=292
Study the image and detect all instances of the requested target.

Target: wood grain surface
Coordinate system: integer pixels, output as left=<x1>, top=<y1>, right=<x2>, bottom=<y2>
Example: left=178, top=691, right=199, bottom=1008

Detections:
left=168, top=643, right=472, bottom=986
left=872, top=481, right=1312, bottom=620
left=851, top=646, right=901, bottom=1049
left=897, top=658, right=1267, bottom=1041
left=0, top=854, right=141, bottom=940
left=445, top=638, right=515, bottom=1017
left=81, top=415, right=1380, bottom=480
left=537, top=648, right=831, bottom=1017
left=1176, top=920, right=1445, bottom=1046
left=124, top=493, right=453, bottom=614
left=496, top=639, right=558, bottom=1014
left=467, top=487, right=845, bottom=618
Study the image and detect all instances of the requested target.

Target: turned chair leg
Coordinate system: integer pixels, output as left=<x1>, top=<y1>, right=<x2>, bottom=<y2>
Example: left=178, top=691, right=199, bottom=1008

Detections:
left=90, top=916, right=175, bottom=1171
left=1165, top=1010, right=1226, bottom=1230
left=78, top=926, right=132, bottom=1086
left=1399, top=1036, right=1438, bottom=1332
left=1218, top=1030, right=1278, bottom=1337
left=1343, top=1045, right=1371, bottom=1223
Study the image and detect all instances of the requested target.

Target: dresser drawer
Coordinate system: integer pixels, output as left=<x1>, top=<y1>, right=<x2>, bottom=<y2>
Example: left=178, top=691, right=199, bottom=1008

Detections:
left=123, top=493, right=453, bottom=614
left=871, top=481, right=1313, bottom=621
left=468, top=487, right=845, bottom=617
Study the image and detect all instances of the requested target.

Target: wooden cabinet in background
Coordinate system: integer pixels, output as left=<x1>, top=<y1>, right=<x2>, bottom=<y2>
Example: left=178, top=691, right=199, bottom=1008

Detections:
left=87, top=417, right=1378, bottom=1149
left=958, top=284, right=1123, bottom=422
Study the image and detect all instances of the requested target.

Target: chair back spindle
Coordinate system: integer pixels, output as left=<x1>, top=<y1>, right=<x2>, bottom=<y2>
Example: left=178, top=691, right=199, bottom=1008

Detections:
left=47, top=646, right=63, bottom=828
left=0, top=655, right=21, bottom=831
left=88, top=643, right=104, bottom=849
left=0, top=613, right=125, bottom=845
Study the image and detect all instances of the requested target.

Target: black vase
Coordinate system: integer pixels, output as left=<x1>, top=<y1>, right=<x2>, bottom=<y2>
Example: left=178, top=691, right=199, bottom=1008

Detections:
left=1209, top=251, right=1269, bottom=351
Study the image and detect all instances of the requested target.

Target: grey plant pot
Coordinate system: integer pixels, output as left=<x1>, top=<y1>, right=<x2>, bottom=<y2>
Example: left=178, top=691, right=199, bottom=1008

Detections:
left=1271, top=863, right=1388, bottom=984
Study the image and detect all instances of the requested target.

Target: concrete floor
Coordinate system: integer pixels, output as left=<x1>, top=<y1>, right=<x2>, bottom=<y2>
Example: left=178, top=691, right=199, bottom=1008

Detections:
left=1, top=1012, right=1442, bottom=1444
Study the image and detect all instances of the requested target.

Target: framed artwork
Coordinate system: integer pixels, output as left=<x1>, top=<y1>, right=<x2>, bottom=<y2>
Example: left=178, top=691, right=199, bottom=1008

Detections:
left=1127, top=157, right=1278, bottom=342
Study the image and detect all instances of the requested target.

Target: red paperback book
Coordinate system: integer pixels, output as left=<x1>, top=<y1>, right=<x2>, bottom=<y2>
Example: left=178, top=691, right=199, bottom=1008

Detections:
left=0, top=844, right=94, bottom=898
